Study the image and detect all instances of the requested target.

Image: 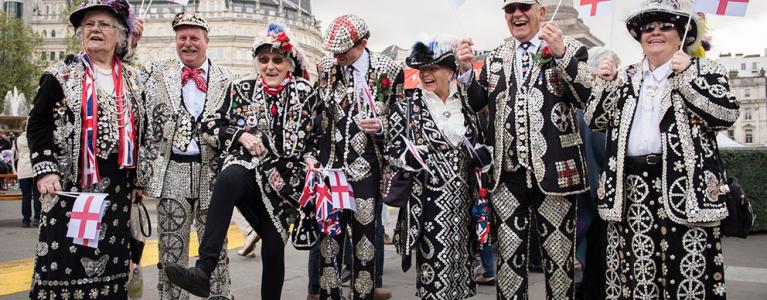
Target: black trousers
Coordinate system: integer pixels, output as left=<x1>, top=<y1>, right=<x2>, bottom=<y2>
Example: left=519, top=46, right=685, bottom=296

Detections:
left=493, top=169, right=577, bottom=300
left=318, top=176, right=380, bottom=300
left=197, top=165, right=285, bottom=300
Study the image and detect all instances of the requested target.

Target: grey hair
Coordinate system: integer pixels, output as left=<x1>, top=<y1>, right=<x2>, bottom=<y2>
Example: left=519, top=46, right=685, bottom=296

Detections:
left=74, top=13, right=129, bottom=54
left=587, top=47, right=622, bottom=73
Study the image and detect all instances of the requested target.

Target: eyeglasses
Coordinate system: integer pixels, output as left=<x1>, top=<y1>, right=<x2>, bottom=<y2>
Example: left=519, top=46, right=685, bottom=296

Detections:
left=504, top=3, right=533, bottom=14
left=82, top=21, right=116, bottom=32
left=639, top=22, right=677, bottom=34
left=258, top=56, right=286, bottom=65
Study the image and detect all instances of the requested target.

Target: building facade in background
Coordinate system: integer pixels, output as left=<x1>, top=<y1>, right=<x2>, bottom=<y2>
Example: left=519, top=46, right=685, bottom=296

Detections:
left=717, top=50, right=767, bottom=147
left=28, top=0, right=325, bottom=78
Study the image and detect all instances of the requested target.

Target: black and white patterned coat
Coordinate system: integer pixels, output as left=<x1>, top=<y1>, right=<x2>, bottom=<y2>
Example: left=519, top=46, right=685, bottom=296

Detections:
left=466, top=37, right=592, bottom=196
left=585, top=57, right=740, bottom=225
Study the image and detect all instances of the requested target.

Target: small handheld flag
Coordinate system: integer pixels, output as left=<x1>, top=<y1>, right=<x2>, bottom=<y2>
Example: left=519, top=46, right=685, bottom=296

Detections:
left=694, top=0, right=749, bottom=17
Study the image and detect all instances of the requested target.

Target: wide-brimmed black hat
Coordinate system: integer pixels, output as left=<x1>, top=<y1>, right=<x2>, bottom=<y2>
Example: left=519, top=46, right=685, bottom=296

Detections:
left=69, top=0, right=135, bottom=35
left=405, top=34, right=459, bottom=71
left=626, top=0, right=700, bottom=48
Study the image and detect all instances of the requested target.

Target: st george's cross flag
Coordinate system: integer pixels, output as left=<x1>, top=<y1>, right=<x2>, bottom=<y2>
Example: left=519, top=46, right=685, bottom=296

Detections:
left=168, top=0, right=190, bottom=5
left=694, top=0, right=749, bottom=17
left=66, top=193, right=108, bottom=248
left=578, top=0, right=615, bottom=18
left=326, top=169, right=356, bottom=212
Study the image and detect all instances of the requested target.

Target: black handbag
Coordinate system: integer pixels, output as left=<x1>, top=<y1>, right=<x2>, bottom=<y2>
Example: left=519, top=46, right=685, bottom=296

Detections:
left=382, top=97, right=415, bottom=208
left=291, top=206, right=319, bottom=250
left=719, top=176, right=755, bottom=238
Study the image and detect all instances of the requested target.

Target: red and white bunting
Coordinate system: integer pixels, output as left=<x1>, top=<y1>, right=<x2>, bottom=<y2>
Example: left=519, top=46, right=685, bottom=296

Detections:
left=694, top=0, right=749, bottom=17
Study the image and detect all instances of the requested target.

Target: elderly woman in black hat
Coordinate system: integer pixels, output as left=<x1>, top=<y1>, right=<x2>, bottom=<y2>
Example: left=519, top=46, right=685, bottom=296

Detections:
left=386, top=34, right=491, bottom=300
left=27, top=0, right=146, bottom=299
left=162, top=22, right=320, bottom=299
left=586, top=0, right=739, bottom=298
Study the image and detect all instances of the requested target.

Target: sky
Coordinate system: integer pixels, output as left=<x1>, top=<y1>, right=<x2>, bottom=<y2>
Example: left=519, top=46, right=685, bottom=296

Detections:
left=311, top=0, right=767, bottom=65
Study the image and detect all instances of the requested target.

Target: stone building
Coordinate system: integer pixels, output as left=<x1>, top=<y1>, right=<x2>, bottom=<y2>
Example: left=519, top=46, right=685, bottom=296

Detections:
left=27, top=0, right=325, bottom=79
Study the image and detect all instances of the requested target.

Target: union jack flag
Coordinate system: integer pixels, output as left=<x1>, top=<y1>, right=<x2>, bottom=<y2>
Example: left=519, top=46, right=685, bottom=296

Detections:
left=298, top=170, right=318, bottom=208
left=314, top=179, right=341, bottom=235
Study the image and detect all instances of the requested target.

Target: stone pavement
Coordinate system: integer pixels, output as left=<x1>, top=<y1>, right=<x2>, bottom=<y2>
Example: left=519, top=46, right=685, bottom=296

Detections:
left=0, top=197, right=765, bottom=299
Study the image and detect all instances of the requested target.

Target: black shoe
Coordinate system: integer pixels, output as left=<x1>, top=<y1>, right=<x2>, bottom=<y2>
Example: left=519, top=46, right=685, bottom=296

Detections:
left=22, top=220, right=30, bottom=228
left=32, top=219, right=40, bottom=227
left=163, top=264, right=210, bottom=297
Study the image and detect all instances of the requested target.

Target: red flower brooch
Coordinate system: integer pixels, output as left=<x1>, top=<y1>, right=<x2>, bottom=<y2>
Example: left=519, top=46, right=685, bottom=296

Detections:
left=532, top=45, right=554, bottom=67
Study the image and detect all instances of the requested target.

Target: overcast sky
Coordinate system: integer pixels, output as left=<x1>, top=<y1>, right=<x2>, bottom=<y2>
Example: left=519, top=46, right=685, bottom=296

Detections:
left=312, top=0, right=767, bottom=65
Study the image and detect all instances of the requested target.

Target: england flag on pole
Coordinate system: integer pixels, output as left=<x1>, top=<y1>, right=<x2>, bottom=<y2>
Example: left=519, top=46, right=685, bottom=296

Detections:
left=694, top=0, right=749, bottom=17
left=168, top=0, right=190, bottom=6
left=578, top=0, right=615, bottom=18
left=326, top=169, right=356, bottom=212
left=66, top=193, right=108, bottom=249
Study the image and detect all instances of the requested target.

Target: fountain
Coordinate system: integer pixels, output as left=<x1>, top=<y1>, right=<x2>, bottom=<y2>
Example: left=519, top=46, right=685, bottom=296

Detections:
left=0, top=87, right=29, bottom=133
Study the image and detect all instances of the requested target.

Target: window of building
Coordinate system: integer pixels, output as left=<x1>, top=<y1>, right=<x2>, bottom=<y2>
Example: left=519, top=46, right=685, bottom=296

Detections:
left=745, top=129, right=753, bottom=144
left=41, top=52, right=47, bottom=61
left=745, top=88, right=751, bottom=98
left=50, top=51, right=56, bottom=60
left=59, top=52, right=65, bottom=59
left=51, top=30, right=56, bottom=38
left=728, top=129, right=735, bottom=138
left=745, top=108, right=752, bottom=120
left=741, top=63, right=746, bottom=70
left=753, top=62, right=759, bottom=70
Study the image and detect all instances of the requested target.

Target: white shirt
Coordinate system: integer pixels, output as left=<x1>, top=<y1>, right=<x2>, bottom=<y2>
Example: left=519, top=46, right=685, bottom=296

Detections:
left=346, top=50, right=370, bottom=85
left=421, top=82, right=465, bottom=147
left=93, top=65, right=115, bottom=95
left=173, top=59, right=210, bottom=155
left=627, top=59, right=670, bottom=157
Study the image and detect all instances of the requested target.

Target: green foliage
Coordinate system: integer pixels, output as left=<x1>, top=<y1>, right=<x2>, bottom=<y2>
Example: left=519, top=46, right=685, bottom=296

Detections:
left=720, top=148, right=767, bottom=232
left=60, top=0, right=85, bottom=55
left=0, top=14, right=43, bottom=105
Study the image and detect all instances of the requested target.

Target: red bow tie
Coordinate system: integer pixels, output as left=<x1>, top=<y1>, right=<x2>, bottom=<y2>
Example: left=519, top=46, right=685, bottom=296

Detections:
left=181, top=66, right=207, bottom=92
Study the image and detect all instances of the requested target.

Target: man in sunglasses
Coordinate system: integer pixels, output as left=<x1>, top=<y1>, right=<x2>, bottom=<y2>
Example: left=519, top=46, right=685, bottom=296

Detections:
left=456, top=0, right=592, bottom=299
left=138, top=13, right=236, bottom=300
left=312, top=14, right=404, bottom=300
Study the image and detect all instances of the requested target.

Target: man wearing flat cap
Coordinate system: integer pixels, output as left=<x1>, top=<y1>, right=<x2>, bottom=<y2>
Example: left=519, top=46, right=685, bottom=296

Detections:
left=314, top=14, right=404, bottom=300
left=139, top=13, right=235, bottom=300
left=457, top=0, right=592, bottom=299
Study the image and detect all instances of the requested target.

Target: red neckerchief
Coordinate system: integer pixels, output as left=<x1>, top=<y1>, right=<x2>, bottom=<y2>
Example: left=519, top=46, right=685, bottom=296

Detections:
left=181, top=66, right=207, bottom=92
left=257, top=74, right=292, bottom=97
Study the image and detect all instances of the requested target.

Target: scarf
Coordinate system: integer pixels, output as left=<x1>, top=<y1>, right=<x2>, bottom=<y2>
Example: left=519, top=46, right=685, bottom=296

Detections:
left=81, top=52, right=137, bottom=188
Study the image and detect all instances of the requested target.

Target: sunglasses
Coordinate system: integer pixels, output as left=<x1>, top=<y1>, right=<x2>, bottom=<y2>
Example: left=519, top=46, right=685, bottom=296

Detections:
left=257, top=56, right=286, bottom=65
left=504, top=3, right=533, bottom=14
left=639, top=22, right=677, bottom=33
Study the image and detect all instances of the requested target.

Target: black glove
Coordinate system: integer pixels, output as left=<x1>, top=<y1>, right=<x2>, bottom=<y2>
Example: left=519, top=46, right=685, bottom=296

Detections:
left=470, top=144, right=492, bottom=171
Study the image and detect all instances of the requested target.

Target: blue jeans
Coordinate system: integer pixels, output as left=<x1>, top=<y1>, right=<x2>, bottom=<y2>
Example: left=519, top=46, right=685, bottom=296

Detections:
left=480, top=245, right=495, bottom=277
left=19, top=178, right=40, bottom=223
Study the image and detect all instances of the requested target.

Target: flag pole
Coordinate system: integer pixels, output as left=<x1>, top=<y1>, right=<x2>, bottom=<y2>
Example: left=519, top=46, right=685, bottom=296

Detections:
left=141, top=0, right=154, bottom=19
left=608, top=1, right=618, bottom=58
left=549, top=0, right=564, bottom=21
left=679, top=3, right=696, bottom=51
left=139, top=0, right=146, bottom=16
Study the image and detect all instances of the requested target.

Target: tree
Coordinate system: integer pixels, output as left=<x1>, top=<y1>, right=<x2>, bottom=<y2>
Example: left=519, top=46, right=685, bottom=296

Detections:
left=61, top=0, right=84, bottom=55
left=0, top=14, right=43, bottom=107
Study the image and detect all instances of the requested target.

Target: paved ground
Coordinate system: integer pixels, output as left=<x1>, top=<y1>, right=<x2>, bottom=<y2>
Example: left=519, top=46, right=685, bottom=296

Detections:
left=1, top=197, right=766, bottom=299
